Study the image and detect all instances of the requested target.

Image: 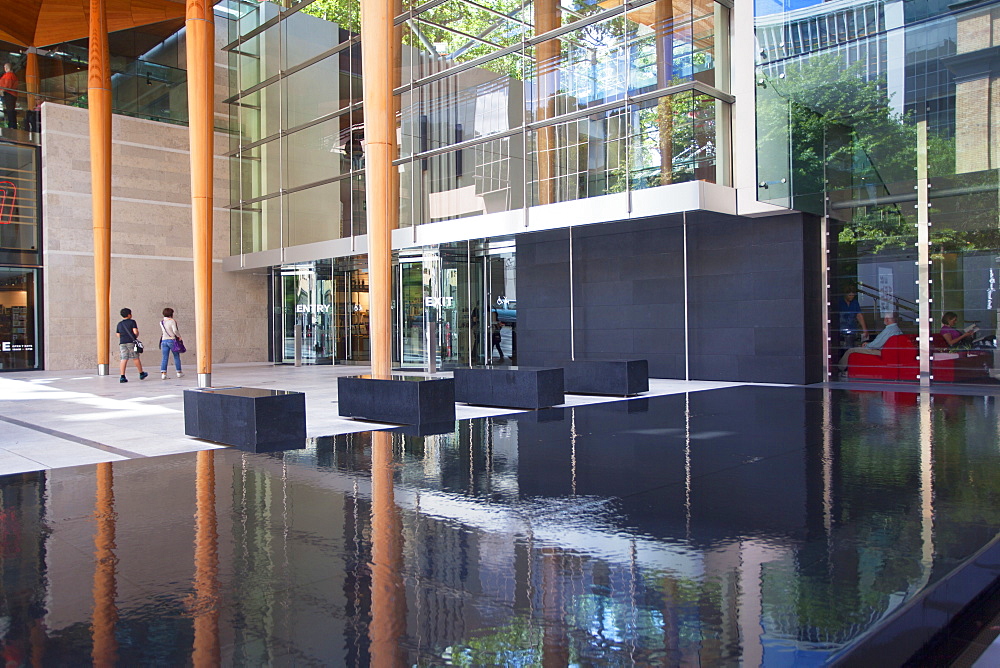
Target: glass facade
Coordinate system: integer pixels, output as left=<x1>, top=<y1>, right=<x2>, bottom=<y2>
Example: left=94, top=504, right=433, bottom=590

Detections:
left=227, top=0, right=731, bottom=366
left=397, top=0, right=732, bottom=225
left=0, top=27, right=191, bottom=129
left=756, top=0, right=1000, bottom=384
left=0, top=141, right=40, bottom=371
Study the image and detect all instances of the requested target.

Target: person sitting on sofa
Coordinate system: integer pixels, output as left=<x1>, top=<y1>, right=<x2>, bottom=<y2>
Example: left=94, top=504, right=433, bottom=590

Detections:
left=939, top=311, right=977, bottom=349
left=838, top=312, right=903, bottom=371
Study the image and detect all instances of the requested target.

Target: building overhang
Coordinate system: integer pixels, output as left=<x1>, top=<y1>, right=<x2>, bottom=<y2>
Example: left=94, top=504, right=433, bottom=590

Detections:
left=224, top=181, right=742, bottom=271
left=0, top=0, right=188, bottom=49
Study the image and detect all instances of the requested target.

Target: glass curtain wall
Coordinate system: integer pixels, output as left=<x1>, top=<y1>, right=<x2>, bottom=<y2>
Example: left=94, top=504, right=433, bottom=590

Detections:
left=756, top=0, right=1000, bottom=384
left=228, top=1, right=365, bottom=255
left=1, top=33, right=190, bottom=128
left=396, top=0, right=732, bottom=227
left=0, top=141, right=40, bottom=371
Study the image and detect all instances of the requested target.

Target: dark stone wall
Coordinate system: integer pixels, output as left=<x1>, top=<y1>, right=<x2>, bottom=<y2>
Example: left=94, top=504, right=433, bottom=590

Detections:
left=515, top=211, right=824, bottom=384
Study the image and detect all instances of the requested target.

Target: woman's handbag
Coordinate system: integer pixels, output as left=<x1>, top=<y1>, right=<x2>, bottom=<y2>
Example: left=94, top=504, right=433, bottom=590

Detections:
left=172, top=338, right=186, bottom=354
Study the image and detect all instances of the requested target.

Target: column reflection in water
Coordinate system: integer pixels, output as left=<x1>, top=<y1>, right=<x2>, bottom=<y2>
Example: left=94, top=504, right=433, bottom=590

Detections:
left=369, top=430, right=407, bottom=666
left=91, top=462, right=118, bottom=667
left=189, top=450, right=220, bottom=666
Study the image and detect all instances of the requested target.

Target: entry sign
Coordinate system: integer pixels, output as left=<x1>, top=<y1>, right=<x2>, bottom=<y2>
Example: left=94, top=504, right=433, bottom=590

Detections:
left=295, top=304, right=331, bottom=313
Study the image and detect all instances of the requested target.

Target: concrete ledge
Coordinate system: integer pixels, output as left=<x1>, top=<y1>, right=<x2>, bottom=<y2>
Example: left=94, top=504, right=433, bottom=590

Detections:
left=563, top=360, right=649, bottom=396
left=184, top=387, right=306, bottom=452
left=338, top=375, right=455, bottom=425
left=455, top=366, right=564, bottom=409
left=833, top=533, right=1000, bottom=666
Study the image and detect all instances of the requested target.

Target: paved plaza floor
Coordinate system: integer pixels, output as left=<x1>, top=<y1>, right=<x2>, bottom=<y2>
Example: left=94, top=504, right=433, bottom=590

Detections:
left=0, top=363, right=753, bottom=476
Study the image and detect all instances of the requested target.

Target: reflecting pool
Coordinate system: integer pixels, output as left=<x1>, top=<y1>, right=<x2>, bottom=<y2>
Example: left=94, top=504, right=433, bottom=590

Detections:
left=2, top=387, right=1000, bottom=665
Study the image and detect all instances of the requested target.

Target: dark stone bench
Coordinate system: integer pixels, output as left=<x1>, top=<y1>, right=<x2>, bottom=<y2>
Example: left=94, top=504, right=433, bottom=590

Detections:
left=454, top=366, right=564, bottom=409
left=184, top=387, right=306, bottom=452
left=338, top=375, right=455, bottom=425
left=562, top=360, right=649, bottom=396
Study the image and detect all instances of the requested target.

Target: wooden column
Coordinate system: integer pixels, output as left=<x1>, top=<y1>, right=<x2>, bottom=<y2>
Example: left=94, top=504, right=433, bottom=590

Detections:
left=88, top=0, right=112, bottom=375
left=91, top=463, right=118, bottom=667
left=25, top=49, right=39, bottom=118
left=535, top=0, right=560, bottom=205
left=655, top=0, right=675, bottom=185
left=368, top=431, right=407, bottom=666
left=361, top=0, right=394, bottom=378
left=191, top=450, right=221, bottom=666
left=186, top=0, right=215, bottom=387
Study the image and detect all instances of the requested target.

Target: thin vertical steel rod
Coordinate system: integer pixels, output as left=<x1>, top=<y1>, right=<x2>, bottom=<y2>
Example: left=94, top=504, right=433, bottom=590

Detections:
left=683, top=212, right=689, bottom=380
left=917, top=121, right=931, bottom=386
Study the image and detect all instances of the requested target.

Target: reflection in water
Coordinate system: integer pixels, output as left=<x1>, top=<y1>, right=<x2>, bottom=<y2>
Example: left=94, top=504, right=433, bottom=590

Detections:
left=369, top=430, right=406, bottom=667
left=190, top=450, right=220, bottom=666
left=91, top=462, right=118, bottom=668
left=1, top=388, right=1000, bottom=663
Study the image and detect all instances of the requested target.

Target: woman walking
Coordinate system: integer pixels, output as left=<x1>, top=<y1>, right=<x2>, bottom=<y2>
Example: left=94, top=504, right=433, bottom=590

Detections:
left=159, top=307, right=185, bottom=379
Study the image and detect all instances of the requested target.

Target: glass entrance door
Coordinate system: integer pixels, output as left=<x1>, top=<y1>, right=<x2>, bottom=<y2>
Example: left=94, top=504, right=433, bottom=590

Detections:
left=333, top=265, right=369, bottom=363
left=274, top=262, right=335, bottom=365
left=397, top=249, right=466, bottom=370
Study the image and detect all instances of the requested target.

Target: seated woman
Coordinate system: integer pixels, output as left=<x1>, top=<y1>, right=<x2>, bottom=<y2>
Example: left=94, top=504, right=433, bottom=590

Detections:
left=940, top=312, right=977, bottom=349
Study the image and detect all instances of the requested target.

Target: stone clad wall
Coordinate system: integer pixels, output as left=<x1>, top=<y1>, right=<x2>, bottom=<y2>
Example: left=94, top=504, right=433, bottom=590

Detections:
left=40, top=103, right=268, bottom=370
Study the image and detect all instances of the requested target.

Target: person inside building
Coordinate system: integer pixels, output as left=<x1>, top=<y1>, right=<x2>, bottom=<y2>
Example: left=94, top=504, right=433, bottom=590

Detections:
left=0, top=62, right=18, bottom=129
left=939, top=311, right=977, bottom=350
left=838, top=312, right=903, bottom=372
left=836, top=283, right=868, bottom=355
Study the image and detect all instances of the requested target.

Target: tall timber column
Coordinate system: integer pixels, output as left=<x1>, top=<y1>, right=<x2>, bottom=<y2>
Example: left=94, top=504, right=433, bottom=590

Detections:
left=186, top=0, right=215, bottom=387
left=536, top=0, right=560, bottom=205
left=89, top=0, right=112, bottom=375
left=25, top=49, right=39, bottom=124
left=654, top=0, right=674, bottom=185
left=361, top=0, right=394, bottom=377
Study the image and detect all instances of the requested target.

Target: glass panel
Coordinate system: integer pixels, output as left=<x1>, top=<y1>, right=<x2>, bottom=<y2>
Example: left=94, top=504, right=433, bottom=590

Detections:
left=0, top=267, right=40, bottom=371
left=627, top=0, right=724, bottom=93
left=399, top=259, right=427, bottom=367
left=629, top=91, right=719, bottom=190
left=285, top=180, right=347, bottom=246
left=283, top=54, right=347, bottom=129
left=406, top=0, right=530, bottom=78
left=399, top=71, right=523, bottom=159
left=828, top=173, right=920, bottom=378
left=283, top=117, right=350, bottom=191
left=403, top=140, right=526, bottom=225
left=926, top=174, right=1000, bottom=381
left=236, top=84, right=283, bottom=145
left=0, top=143, right=39, bottom=265
left=301, top=0, right=360, bottom=33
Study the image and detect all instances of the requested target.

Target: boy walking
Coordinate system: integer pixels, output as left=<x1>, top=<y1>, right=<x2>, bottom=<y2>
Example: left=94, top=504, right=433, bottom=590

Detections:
left=116, top=308, right=148, bottom=382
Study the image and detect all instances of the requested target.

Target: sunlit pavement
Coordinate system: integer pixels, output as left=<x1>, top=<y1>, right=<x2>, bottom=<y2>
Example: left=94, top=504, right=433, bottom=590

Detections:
left=0, top=363, right=756, bottom=476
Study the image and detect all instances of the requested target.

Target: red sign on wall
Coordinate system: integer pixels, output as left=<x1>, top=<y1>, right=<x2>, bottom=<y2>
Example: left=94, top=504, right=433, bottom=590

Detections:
left=0, top=180, right=15, bottom=223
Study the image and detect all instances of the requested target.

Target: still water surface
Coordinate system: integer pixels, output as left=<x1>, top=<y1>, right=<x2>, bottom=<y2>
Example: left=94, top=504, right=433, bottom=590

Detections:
left=1, top=387, right=1000, bottom=665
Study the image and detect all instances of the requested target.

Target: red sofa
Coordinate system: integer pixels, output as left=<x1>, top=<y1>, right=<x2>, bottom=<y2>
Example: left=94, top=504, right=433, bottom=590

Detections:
left=846, top=334, right=993, bottom=382
left=846, top=335, right=918, bottom=381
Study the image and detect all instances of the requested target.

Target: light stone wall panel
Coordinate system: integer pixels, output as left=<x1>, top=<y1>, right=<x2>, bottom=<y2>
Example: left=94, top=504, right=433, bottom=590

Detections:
left=41, top=103, right=268, bottom=371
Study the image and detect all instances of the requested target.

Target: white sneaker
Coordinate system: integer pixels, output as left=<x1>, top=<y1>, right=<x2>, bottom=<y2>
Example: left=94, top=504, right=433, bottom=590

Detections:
left=160, top=371, right=167, bottom=380
left=176, top=371, right=184, bottom=378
